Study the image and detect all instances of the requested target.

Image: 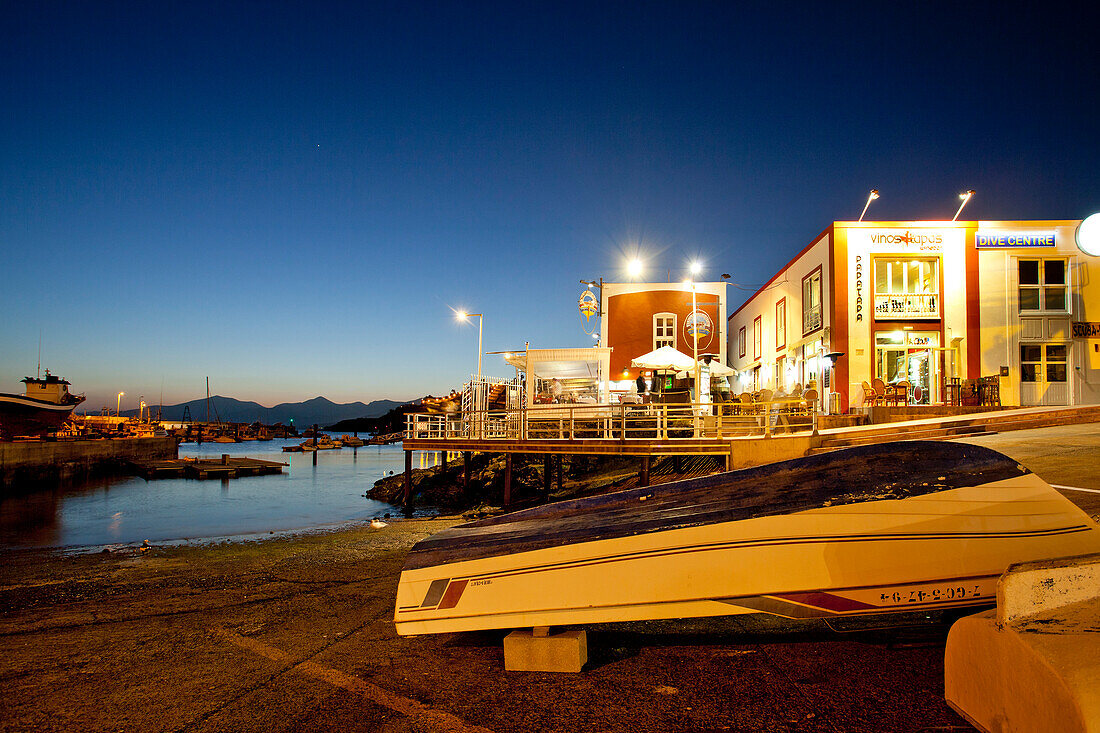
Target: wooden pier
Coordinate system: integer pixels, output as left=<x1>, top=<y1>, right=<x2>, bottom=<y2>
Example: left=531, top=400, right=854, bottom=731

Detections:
left=130, top=455, right=288, bottom=480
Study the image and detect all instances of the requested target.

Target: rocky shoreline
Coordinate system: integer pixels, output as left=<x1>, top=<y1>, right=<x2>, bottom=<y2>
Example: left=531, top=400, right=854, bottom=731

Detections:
left=367, top=452, right=727, bottom=513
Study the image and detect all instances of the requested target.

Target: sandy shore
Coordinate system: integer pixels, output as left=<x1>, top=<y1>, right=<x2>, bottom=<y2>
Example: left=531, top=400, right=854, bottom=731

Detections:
left=1, top=514, right=971, bottom=732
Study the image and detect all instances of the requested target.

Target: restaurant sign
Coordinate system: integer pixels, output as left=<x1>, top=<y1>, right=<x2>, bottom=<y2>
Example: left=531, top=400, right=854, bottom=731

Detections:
left=976, top=231, right=1055, bottom=248
left=578, top=289, right=598, bottom=321
left=685, top=310, right=713, bottom=345
left=848, top=228, right=947, bottom=253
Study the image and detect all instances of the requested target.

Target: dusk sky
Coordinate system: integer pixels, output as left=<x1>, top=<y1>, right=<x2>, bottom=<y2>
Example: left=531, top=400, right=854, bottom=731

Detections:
left=3, top=2, right=1097, bottom=411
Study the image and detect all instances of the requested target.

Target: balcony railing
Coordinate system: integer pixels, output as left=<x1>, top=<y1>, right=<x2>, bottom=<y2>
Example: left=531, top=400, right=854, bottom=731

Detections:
left=803, top=306, right=821, bottom=333
left=874, top=293, right=939, bottom=318
left=406, top=398, right=819, bottom=443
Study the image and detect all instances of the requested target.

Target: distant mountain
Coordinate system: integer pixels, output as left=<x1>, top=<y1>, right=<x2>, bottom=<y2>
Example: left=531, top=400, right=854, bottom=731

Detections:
left=117, top=395, right=407, bottom=428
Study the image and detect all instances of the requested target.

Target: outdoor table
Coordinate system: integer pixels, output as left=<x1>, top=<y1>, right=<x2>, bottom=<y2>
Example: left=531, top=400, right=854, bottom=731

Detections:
left=885, top=383, right=908, bottom=406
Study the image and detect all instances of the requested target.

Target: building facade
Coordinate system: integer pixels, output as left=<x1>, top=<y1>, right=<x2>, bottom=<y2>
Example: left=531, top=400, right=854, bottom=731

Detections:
left=599, top=281, right=728, bottom=391
left=728, top=218, right=1100, bottom=410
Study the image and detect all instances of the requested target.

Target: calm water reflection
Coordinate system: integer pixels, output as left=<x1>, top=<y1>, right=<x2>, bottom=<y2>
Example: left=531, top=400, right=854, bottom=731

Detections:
left=0, top=439, right=442, bottom=551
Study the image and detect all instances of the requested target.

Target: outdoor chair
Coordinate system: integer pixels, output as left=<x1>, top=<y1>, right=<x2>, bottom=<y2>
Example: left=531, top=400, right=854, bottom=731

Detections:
left=872, top=377, right=889, bottom=403
left=801, top=389, right=819, bottom=416
left=861, top=380, right=881, bottom=407
left=894, top=380, right=911, bottom=406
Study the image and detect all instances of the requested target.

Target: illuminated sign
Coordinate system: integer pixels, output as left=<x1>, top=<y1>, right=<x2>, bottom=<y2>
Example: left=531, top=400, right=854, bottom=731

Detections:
left=868, top=231, right=943, bottom=248
left=685, top=310, right=713, bottom=343
left=975, top=231, right=1055, bottom=248
left=849, top=228, right=949, bottom=253
left=578, top=289, right=597, bottom=321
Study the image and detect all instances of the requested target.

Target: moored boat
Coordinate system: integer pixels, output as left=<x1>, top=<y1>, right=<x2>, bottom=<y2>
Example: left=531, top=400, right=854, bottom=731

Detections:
left=0, top=371, right=86, bottom=440
left=341, top=434, right=365, bottom=447
left=395, top=441, right=1100, bottom=636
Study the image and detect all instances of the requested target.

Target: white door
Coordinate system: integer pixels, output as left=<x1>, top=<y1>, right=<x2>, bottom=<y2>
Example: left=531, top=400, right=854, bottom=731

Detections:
left=1019, top=343, right=1069, bottom=406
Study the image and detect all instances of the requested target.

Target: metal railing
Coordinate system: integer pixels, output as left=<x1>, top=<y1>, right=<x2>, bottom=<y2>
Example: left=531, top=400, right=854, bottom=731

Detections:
left=873, top=293, right=939, bottom=318
left=406, top=399, right=819, bottom=442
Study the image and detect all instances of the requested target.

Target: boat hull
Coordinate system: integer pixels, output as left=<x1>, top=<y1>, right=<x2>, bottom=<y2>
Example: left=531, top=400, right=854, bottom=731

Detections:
left=0, top=393, right=80, bottom=438
left=394, top=443, right=1100, bottom=636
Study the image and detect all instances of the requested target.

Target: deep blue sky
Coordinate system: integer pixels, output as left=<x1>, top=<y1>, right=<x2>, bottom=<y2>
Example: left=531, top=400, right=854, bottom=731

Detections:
left=3, top=2, right=1097, bottom=410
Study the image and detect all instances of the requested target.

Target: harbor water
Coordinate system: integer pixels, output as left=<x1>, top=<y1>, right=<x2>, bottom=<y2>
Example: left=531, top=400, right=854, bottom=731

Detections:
left=0, top=438, right=441, bottom=552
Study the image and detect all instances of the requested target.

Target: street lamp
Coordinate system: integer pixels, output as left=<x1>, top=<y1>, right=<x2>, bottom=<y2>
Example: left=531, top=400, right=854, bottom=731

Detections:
left=455, top=310, right=484, bottom=438
left=953, top=189, right=976, bottom=221
left=858, top=189, right=880, bottom=222
left=684, top=262, right=703, bottom=407
left=116, top=392, right=124, bottom=418
left=454, top=311, right=483, bottom=385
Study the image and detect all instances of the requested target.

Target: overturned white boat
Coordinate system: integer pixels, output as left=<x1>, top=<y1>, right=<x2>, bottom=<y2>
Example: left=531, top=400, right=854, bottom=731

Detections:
left=395, top=441, right=1100, bottom=636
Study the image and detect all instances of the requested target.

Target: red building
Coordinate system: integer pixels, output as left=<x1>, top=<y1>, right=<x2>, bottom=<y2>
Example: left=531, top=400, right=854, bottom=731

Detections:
left=598, top=281, right=729, bottom=389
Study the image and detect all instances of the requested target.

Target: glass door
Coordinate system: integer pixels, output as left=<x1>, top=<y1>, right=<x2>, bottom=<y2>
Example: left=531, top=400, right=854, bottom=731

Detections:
left=875, top=331, right=940, bottom=404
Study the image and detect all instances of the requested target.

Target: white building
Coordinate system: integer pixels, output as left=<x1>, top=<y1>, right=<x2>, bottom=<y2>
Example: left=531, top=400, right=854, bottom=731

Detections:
left=727, top=217, right=1100, bottom=410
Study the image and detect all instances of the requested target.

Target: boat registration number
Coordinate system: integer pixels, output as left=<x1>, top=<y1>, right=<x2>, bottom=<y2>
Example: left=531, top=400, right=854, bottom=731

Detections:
left=879, top=584, right=985, bottom=605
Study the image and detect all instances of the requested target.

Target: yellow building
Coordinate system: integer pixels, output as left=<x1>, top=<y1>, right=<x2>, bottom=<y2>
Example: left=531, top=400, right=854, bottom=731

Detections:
left=727, top=216, right=1100, bottom=410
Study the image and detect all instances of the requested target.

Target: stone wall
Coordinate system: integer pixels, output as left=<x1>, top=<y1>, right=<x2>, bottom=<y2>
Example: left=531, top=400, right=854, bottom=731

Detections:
left=0, top=437, right=178, bottom=489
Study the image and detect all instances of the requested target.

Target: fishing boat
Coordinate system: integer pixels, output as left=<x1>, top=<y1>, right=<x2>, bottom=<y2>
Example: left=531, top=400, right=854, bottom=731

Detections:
left=394, top=441, right=1100, bottom=636
left=0, top=371, right=86, bottom=439
left=341, top=434, right=365, bottom=447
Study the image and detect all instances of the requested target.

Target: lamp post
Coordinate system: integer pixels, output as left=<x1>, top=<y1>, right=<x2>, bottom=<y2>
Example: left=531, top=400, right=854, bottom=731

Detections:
left=953, top=190, right=975, bottom=221
left=455, top=311, right=483, bottom=385
left=858, top=189, right=880, bottom=222
left=686, top=261, right=702, bottom=407
left=455, top=310, right=484, bottom=437
left=116, top=392, right=124, bottom=418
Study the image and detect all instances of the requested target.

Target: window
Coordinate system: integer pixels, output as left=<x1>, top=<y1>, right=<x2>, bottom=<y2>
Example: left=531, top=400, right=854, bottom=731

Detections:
left=738, top=326, right=746, bottom=358
left=873, top=258, right=940, bottom=318
left=802, top=269, right=822, bottom=334
left=801, top=339, right=821, bottom=386
left=775, top=356, right=786, bottom=392
left=1019, top=259, right=1067, bottom=312
left=653, top=313, right=676, bottom=350
left=1021, top=344, right=1068, bottom=383
left=753, top=317, right=762, bottom=359
left=775, top=299, right=786, bottom=350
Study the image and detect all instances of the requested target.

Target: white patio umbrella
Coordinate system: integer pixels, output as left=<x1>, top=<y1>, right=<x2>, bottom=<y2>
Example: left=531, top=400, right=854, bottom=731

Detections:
left=631, top=345, right=697, bottom=371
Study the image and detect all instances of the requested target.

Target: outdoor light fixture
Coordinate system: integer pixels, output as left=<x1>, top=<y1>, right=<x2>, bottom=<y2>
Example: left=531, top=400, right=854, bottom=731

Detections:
left=1076, top=213, right=1100, bottom=257
left=858, top=189, right=880, bottom=222
left=454, top=310, right=484, bottom=386
left=824, top=352, right=844, bottom=367
left=116, top=391, right=124, bottom=417
left=953, top=190, right=976, bottom=221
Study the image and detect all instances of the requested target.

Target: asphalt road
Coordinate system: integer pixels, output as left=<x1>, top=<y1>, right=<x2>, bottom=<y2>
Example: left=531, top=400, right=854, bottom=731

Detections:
left=1, top=423, right=1097, bottom=733
left=955, top=421, right=1100, bottom=522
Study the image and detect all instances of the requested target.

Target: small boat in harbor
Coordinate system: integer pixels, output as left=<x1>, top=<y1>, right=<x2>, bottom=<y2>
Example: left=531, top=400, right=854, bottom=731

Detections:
left=0, top=371, right=86, bottom=439
left=394, top=441, right=1100, bottom=636
left=341, top=435, right=365, bottom=447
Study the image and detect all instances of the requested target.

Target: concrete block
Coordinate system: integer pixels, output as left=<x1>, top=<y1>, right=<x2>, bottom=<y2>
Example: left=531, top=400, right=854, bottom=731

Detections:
left=945, top=553, right=1100, bottom=733
left=504, top=628, right=587, bottom=673
left=998, top=551, right=1100, bottom=624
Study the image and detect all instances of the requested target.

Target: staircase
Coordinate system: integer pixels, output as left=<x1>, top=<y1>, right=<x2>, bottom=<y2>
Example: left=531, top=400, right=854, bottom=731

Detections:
left=810, top=404, right=1100, bottom=454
